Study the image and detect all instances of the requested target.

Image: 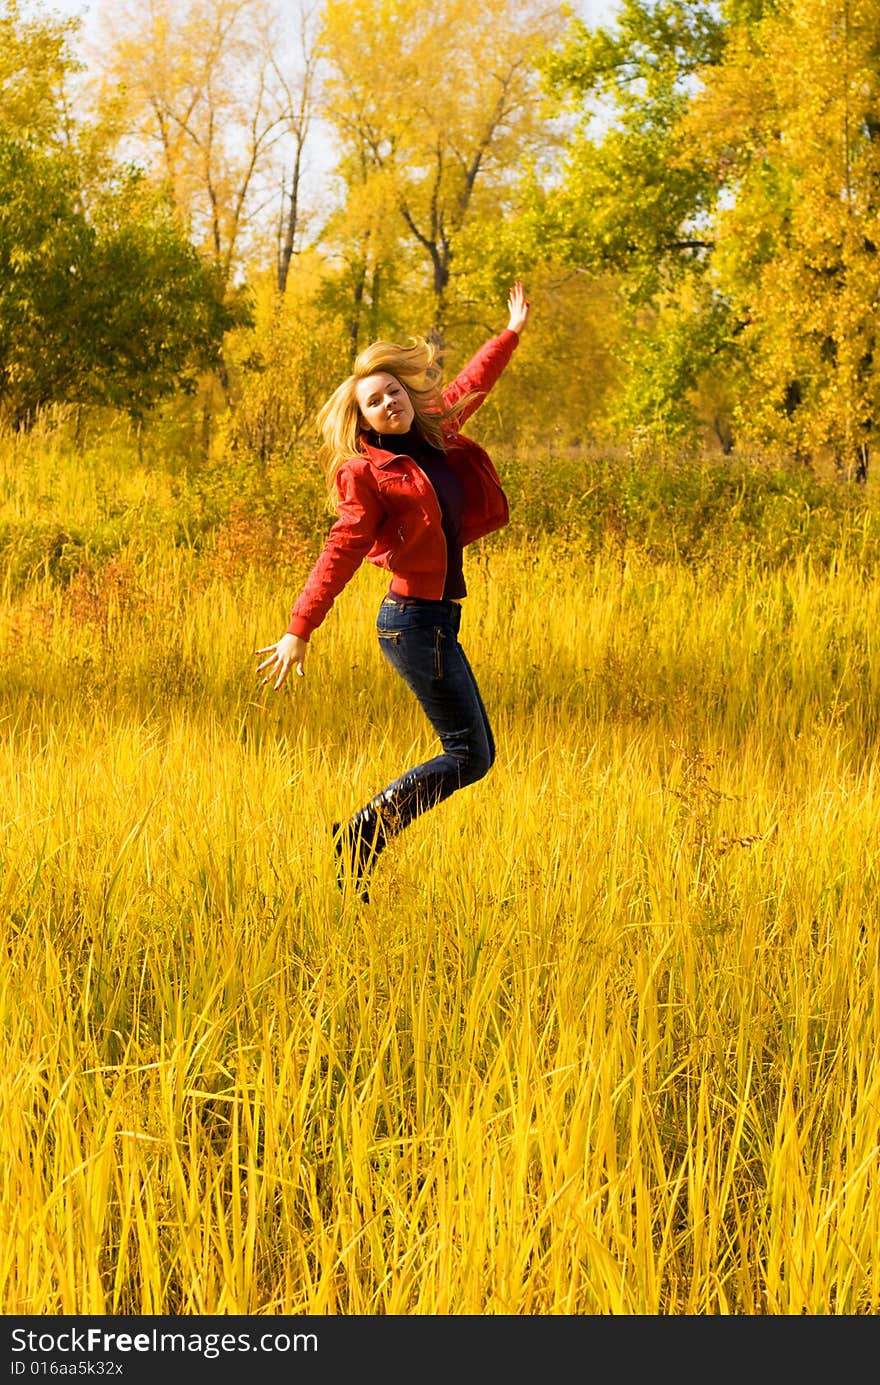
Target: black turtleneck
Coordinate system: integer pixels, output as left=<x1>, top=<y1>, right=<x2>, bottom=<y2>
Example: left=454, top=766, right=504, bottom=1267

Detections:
left=371, top=428, right=466, bottom=600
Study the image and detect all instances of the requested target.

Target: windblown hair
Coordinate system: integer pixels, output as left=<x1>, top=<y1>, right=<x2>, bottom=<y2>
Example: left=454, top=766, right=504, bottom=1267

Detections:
left=314, top=336, right=478, bottom=509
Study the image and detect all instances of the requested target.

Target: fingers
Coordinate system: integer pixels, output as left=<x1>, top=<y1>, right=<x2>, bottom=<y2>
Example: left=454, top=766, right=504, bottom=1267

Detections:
left=264, top=658, right=289, bottom=689
left=273, top=660, right=305, bottom=688
left=255, top=651, right=305, bottom=689
left=507, top=281, right=529, bottom=313
left=506, top=280, right=530, bottom=334
left=256, top=635, right=306, bottom=690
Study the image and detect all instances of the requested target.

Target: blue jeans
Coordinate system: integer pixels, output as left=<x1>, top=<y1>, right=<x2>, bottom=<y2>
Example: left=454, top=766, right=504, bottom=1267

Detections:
left=370, top=594, right=495, bottom=832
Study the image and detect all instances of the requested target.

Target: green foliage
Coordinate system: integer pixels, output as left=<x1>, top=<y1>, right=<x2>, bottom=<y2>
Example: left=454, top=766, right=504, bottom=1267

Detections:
left=0, top=1, right=245, bottom=427
left=0, top=139, right=88, bottom=420
left=533, top=1, right=724, bottom=298
left=522, top=0, right=880, bottom=465
left=79, top=175, right=245, bottom=418
left=0, top=140, right=242, bottom=423
left=607, top=283, right=737, bottom=444
left=544, top=0, right=725, bottom=98
left=0, top=141, right=243, bottom=423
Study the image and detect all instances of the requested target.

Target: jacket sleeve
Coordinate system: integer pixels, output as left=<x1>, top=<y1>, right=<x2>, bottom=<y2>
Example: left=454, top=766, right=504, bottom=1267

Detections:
left=286, top=464, right=385, bottom=640
left=441, top=328, right=519, bottom=430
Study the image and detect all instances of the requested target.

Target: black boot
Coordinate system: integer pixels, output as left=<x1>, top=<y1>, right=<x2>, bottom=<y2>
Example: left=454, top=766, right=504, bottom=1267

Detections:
left=333, top=770, right=450, bottom=902
left=331, top=804, right=388, bottom=903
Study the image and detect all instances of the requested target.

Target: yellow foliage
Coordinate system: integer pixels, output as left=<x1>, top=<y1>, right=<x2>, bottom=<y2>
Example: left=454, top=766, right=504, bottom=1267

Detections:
left=318, top=0, right=564, bottom=330
left=222, top=257, right=350, bottom=462
left=684, top=0, right=880, bottom=470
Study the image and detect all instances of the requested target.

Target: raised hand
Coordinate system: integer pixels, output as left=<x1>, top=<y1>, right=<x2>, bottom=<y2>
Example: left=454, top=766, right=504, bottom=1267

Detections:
left=506, top=281, right=530, bottom=335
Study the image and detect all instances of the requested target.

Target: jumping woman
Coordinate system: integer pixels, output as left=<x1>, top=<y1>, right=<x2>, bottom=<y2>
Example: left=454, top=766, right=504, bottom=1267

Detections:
left=256, top=282, right=531, bottom=900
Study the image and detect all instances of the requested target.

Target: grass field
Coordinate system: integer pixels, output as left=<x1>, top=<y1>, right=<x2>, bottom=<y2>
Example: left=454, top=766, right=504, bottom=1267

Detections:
left=1, top=429, right=879, bottom=1313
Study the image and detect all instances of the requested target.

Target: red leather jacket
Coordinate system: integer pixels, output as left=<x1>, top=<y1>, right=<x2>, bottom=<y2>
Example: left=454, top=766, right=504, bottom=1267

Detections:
left=287, top=328, right=519, bottom=640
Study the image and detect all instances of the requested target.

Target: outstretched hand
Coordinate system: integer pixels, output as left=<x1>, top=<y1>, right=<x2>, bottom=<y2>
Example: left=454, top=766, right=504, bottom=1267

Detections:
left=256, top=632, right=307, bottom=690
left=506, top=280, right=530, bottom=335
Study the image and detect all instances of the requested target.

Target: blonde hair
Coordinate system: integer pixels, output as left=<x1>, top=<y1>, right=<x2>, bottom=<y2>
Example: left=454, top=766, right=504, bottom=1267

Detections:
left=314, top=336, right=478, bottom=508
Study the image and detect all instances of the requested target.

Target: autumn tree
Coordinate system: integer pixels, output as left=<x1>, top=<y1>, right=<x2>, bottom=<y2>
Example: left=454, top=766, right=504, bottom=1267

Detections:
left=686, top=0, right=880, bottom=475
left=0, top=0, right=239, bottom=425
left=0, top=0, right=77, bottom=144
left=514, top=0, right=736, bottom=444
left=523, top=0, right=880, bottom=465
left=318, top=0, right=563, bottom=349
left=536, top=0, right=724, bottom=297
left=95, top=0, right=322, bottom=286
left=223, top=255, right=348, bottom=464
left=272, top=2, right=322, bottom=292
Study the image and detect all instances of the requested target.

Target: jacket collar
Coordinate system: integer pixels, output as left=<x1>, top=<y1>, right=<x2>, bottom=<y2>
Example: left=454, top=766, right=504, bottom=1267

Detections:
left=359, top=429, right=463, bottom=469
left=360, top=433, right=409, bottom=470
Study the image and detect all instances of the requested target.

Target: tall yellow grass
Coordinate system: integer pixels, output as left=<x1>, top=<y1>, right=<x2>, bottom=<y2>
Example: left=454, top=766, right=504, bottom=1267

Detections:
left=1, top=437, right=878, bottom=1313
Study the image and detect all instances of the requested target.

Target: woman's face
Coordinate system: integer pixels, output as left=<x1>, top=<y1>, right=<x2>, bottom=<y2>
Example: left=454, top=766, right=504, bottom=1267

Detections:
left=356, top=372, right=415, bottom=435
